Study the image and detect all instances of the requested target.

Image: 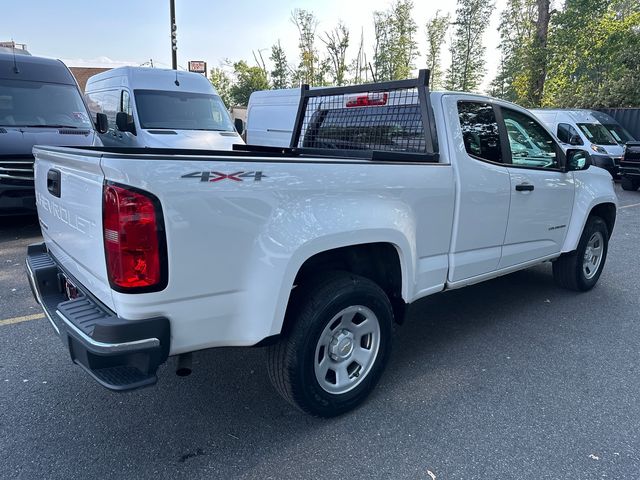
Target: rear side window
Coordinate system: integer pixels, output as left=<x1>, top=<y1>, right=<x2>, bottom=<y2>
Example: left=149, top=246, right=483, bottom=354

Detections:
left=302, top=104, right=426, bottom=153
left=457, top=101, right=502, bottom=163
left=557, top=123, right=583, bottom=144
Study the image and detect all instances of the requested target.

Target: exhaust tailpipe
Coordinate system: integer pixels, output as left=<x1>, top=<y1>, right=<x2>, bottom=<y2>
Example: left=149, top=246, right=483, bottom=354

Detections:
left=176, top=353, right=193, bottom=377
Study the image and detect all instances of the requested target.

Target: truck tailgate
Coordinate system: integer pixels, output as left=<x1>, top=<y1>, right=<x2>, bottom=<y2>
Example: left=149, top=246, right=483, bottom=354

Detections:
left=33, top=147, right=115, bottom=311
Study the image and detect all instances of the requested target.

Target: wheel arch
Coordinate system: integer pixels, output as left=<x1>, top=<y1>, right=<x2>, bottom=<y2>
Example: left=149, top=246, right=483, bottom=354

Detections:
left=269, top=234, right=415, bottom=336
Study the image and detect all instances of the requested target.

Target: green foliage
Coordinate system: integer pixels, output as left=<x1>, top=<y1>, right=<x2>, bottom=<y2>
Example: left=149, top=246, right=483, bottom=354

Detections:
left=425, top=10, right=451, bottom=89
left=373, top=0, right=419, bottom=81
left=230, top=60, right=270, bottom=106
left=291, top=9, right=325, bottom=86
left=488, top=0, right=537, bottom=105
left=543, top=0, right=640, bottom=108
left=446, top=0, right=494, bottom=92
left=321, top=22, right=350, bottom=86
left=270, top=41, right=290, bottom=89
left=209, top=66, right=233, bottom=107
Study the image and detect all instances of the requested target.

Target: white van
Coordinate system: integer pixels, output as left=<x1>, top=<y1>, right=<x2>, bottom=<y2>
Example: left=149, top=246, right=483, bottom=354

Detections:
left=246, top=88, right=300, bottom=147
left=530, top=109, right=622, bottom=177
left=85, top=67, right=243, bottom=149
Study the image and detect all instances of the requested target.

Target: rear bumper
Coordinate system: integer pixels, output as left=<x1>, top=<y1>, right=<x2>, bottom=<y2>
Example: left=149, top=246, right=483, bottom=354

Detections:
left=26, top=242, right=170, bottom=391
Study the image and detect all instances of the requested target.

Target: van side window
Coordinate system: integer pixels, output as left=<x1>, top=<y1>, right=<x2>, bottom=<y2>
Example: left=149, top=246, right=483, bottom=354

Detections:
left=557, top=123, right=583, bottom=145
left=120, top=90, right=131, bottom=115
left=457, top=101, right=502, bottom=163
left=502, top=108, right=559, bottom=169
left=88, top=90, right=118, bottom=129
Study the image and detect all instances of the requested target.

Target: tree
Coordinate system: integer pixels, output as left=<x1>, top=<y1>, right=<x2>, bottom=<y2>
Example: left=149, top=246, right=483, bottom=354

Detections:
left=530, top=0, right=551, bottom=106
left=425, top=11, right=451, bottom=89
left=446, top=0, right=493, bottom=92
left=489, top=0, right=537, bottom=104
left=270, top=41, right=290, bottom=89
left=291, top=9, right=322, bottom=85
left=209, top=65, right=233, bottom=107
left=372, top=0, right=419, bottom=81
left=230, top=60, right=270, bottom=106
left=543, top=0, right=640, bottom=107
left=350, top=28, right=369, bottom=84
left=321, top=22, right=350, bottom=86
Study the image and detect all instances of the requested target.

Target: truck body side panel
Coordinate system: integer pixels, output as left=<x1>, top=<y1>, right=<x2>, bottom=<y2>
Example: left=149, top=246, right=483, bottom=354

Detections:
left=98, top=155, right=455, bottom=354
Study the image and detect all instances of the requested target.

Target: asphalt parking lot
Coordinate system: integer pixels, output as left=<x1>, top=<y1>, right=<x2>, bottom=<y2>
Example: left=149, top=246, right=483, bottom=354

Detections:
left=0, top=184, right=639, bottom=480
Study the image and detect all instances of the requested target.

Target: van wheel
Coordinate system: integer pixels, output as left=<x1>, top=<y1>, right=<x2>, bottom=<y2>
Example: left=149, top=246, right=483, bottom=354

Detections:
left=621, top=177, right=639, bottom=191
left=553, top=216, right=609, bottom=291
left=267, top=271, right=393, bottom=417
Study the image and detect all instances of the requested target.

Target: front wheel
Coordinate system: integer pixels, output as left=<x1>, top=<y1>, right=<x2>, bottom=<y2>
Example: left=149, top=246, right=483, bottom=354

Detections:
left=553, top=216, right=609, bottom=291
left=267, top=271, right=393, bottom=417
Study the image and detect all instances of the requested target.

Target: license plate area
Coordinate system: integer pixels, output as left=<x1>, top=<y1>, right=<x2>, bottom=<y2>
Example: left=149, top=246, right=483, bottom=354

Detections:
left=58, top=273, right=83, bottom=301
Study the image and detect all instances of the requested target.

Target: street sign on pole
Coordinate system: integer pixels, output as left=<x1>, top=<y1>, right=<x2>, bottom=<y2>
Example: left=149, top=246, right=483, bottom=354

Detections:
left=188, top=61, right=207, bottom=75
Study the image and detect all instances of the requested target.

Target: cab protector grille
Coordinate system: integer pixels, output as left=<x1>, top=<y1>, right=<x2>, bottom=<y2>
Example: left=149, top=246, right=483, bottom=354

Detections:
left=290, top=69, right=439, bottom=161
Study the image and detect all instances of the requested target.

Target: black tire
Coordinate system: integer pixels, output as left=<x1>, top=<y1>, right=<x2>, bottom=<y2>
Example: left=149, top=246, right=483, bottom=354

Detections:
left=267, top=271, right=393, bottom=417
left=620, top=177, right=639, bottom=191
left=553, top=216, right=609, bottom=291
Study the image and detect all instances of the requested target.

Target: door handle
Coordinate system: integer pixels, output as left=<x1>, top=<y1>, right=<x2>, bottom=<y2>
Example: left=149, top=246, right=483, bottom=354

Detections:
left=515, top=183, right=534, bottom=192
left=47, top=169, right=61, bottom=197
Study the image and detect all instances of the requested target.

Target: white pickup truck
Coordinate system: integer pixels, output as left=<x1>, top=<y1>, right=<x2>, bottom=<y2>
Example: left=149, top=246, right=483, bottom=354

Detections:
left=27, top=71, right=617, bottom=417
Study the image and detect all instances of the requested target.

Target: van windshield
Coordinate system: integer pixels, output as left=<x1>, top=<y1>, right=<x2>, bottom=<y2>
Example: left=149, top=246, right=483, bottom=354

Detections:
left=0, top=79, right=92, bottom=128
left=134, top=90, right=234, bottom=131
left=576, top=123, right=617, bottom=145
left=602, top=124, right=634, bottom=144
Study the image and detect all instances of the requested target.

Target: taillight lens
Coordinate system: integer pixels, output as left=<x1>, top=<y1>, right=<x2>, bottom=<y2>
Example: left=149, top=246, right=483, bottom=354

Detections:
left=103, top=184, right=165, bottom=291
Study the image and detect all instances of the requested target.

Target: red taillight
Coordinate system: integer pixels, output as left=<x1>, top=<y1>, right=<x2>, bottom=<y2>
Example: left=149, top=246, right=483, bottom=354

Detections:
left=103, top=184, right=165, bottom=291
left=345, top=92, right=388, bottom=107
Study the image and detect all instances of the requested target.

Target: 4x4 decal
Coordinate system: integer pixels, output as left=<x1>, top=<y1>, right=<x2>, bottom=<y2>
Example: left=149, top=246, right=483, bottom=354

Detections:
left=181, top=171, right=266, bottom=182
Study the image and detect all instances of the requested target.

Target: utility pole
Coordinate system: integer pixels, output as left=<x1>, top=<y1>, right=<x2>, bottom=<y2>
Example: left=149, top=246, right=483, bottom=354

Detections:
left=170, top=0, right=177, bottom=70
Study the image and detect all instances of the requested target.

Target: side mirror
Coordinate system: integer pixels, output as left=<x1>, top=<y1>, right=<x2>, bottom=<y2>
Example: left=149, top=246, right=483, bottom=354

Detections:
left=569, top=134, right=582, bottom=146
left=234, top=118, right=245, bottom=135
left=565, top=149, right=591, bottom=172
left=96, top=113, right=108, bottom=134
left=116, top=112, right=136, bottom=134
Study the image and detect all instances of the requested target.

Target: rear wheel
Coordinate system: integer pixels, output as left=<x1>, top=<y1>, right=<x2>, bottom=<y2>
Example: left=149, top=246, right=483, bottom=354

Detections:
left=267, top=271, right=393, bottom=417
left=620, top=177, right=640, bottom=191
left=553, top=216, right=609, bottom=291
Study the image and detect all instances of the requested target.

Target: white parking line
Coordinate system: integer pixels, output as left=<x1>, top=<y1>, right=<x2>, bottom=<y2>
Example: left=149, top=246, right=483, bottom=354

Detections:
left=619, top=202, right=640, bottom=210
left=0, top=313, right=45, bottom=326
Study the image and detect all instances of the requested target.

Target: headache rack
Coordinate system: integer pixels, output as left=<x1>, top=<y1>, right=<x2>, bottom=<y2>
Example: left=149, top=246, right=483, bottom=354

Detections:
left=235, top=69, right=439, bottom=163
left=293, top=69, right=438, bottom=162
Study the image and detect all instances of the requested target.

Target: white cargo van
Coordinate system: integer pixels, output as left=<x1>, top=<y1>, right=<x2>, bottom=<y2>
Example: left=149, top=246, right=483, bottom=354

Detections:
left=530, top=109, right=622, bottom=177
left=85, top=67, right=243, bottom=149
left=246, top=87, right=300, bottom=147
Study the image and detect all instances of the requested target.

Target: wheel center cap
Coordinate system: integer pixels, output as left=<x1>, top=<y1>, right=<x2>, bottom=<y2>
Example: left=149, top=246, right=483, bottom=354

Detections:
left=330, top=330, right=354, bottom=360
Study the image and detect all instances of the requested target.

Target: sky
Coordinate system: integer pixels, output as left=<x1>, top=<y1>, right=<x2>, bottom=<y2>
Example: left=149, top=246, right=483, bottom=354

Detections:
left=1, top=0, right=506, bottom=90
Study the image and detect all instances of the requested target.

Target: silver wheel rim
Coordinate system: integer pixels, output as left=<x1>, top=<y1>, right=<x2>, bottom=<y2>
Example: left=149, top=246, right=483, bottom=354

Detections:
left=314, top=305, right=381, bottom=395
left=582, top=231, right=604, bottom=280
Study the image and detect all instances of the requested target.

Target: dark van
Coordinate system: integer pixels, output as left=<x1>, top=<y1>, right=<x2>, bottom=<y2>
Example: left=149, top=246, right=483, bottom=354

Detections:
left=0, top=53, right=104, bottom=215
